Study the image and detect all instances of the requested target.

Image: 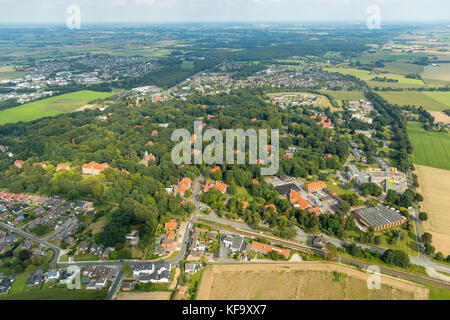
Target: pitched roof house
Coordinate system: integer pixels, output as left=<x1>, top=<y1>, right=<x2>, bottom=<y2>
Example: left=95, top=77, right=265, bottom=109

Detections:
left=250, top=241, right=290, bottom=259
left=14, top=160, right=24, bottom=168
left=203, top=181, right=227, bottom=194
left=56, top=164, right=71, bottom=171
left=305, top=181, right=327, bottom=193
left=173, top=177, right=192, bottom=196
left=289, top=190, right=311, bottom=210
left=82, top=162, right=109, bottom=175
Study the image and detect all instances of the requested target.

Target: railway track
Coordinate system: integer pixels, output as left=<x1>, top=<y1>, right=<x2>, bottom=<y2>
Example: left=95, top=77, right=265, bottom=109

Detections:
left=199, top=220, right=450, bottom=290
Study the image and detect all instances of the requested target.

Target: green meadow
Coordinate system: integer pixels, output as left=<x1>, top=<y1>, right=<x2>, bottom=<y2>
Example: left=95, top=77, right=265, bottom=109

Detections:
left=379, top=62, right=424, bottom=75
left=325, top=67, right=424, bottom=86
left=323, top=90, right=365, bottom=101
left=407, top=122, right=450, bottom=170
left=0, top=90, right=114, bottom=125
left=379, top=91, right=449, bottom=111
left=422, top=92, right=450, bottom=109
left=325, top=67, right=372, bottom=79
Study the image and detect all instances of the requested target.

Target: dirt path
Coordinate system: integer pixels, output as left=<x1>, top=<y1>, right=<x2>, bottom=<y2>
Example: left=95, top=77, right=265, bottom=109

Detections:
left=74, top=104, right=96, bottom=112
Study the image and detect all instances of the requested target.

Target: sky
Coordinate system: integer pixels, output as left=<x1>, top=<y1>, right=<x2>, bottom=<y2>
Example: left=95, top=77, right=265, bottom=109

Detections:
left=0, top=0, right=449, bottom=24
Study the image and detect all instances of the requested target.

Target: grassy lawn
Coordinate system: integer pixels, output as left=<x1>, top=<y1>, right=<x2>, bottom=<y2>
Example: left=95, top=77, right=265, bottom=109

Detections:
left=85, top=212, right=112, bottom=236
left=0, top=288, right=106, bottom=300
left=378, top=91, right=448, bottom=111
left=325, top=179, right=353, bottom=196
left=376, top=227, right=419, bottom=257
left=74, top=254, right=99, bottom=262
left=162, top=250, right=181, bottom=261
left=181, top=60, right=194, bottom=69
left=378, top=62, right=424, bottom=75
left=338, top=251, right=428, bottom=277
left=421, top=64, right=450, bottom=81
left=0, top=90, right=114, bottom=125
left=58, top=254, right=69, bottom=263
left=8, top=273, right=28, bottom=295
left=427, top=285, right=450, bottom=300
left=407, top=122, right=450, bottom=170
left=422, top=91, right=450, bottom=109
left=323, top=90, right=365, bottom=101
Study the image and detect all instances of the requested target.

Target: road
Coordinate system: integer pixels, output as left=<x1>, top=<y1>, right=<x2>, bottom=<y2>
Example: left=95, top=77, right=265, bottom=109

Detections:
left=340, top=256, right=450, bottom=290
left=0, top=221, right=60, bottom=268
left=195, top=218, right=450, bottom=290
left=3, top=173, right=447, bottom=298
left=107, top=270, right=123, bottom=300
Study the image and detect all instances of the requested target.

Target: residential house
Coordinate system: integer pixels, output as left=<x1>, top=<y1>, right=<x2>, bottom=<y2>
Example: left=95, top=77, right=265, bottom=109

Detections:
left=56, top=164, right=70, bottom=171
left=250, top=241, right=290, bottom=259
left=90, top=243, right=103, bottom=255
left=223, top=234, right=246, bottom=254
left=14, top=160, right=24, bottom=168
left=81, top=266, right=95, bottom=277
left=185, top=262, right=202, bottom=274
left=81, top=161, right=109, bottom=176
left=0, top=277, right=15, bottom=294
left=173, top=177, right=192, bottom=196
left=26, top=273, right=45, bottom=287
left=164, top=219, right=177, bottom=232
left=59, top=270, right=76, bottom=285
left=77, top=241, right=89, bottom=253
left=101, top=247, right=114, bottom=260
left=203, top=180, right=227, bottom=194
left=46, top=270, right=60, bottom=282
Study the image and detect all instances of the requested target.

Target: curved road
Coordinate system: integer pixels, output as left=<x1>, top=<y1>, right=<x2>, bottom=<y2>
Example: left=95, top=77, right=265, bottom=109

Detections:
left=0, top=221, right=60, bottom=267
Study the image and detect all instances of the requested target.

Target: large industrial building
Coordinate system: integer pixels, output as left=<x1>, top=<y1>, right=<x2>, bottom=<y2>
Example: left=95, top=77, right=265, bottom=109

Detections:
left=354, top=205, right=407, bottom=231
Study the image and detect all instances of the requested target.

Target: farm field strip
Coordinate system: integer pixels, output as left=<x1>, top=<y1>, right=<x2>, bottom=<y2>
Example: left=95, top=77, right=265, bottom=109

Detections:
left=416, top=165, right=450, bottom=255
left=0, top=90, right=114, bottom=125
left=407, top=122, right=450, bottom=170
left=379, top=91, right=449, bottom=111
left=197, top=263, right=429, bottom=300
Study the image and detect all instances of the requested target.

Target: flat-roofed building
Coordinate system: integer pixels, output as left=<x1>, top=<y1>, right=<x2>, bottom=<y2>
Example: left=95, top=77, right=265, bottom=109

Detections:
left=347, top=165, right=370, bottom=185
left=354, top=205, right=407, bottom=231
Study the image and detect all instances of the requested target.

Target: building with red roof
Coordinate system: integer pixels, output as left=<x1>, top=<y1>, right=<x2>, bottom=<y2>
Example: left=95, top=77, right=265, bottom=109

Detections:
left=173, top=177, right=192, bottom=196
left=250, top=241, right=290, bottom=259
left=82, top=162, right=109, bottom=176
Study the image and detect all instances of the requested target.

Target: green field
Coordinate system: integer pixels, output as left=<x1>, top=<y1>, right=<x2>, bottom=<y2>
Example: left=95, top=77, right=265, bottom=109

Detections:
left=378, top=91, right=449, bottom=111
left=325, top=68, right=372, bottom=79
left=378, top=62, right=424, bottom=75
left=0, top=66, right=27, bottom=80
left=325, top=67, right=424, bottom=86
left=274, top=59, right=305, bottom=65
left=8, top=274, right=28, bottom=295
left=181, top=60, right=194, bottom=69
left=422, top=92, right=450, bottom=109
left=0, top=288, right=106, bottom=300
left=0, top=90, right=114, bottom=125
left=323, top=90, right=365, bottom=101
left=74, top=254, right=100, bottom=262
left=407, top=122, right=450, bottom=170
left=422, top=64, right=450, bottom=81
